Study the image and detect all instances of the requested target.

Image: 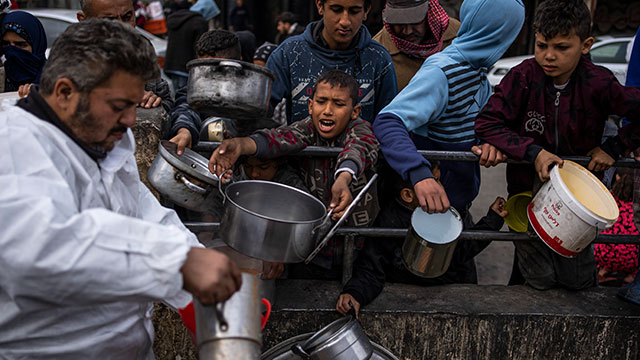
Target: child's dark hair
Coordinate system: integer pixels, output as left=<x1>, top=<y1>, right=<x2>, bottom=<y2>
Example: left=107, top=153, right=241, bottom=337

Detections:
left=195, top=30, right=242, bottom=60
left=611, top=168, right=634, bottom=202
left=318, top=0, right=371, bottom=9
left=313, top=70, right=359, bottom=106
left=533, top=0, right=591, bottom=40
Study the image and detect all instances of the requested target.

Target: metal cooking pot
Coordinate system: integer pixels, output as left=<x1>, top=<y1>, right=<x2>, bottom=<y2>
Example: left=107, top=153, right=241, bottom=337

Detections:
left=402, top=207, right=463, bottom=278
left=291, top=316, right=373, bottom=360
left=219, top=181, right=329, bottom=263
left=187, top=58, right=275, bottom=119
left=194, top=272, right=271, bottom=360
left=147, top=140, right=219, bottom=212
left=261, top=333, right=399, bottom=360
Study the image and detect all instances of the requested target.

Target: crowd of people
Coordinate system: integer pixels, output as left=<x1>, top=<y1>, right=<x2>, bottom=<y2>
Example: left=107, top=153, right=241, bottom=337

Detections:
left=0, top=0, right=639, bottom=357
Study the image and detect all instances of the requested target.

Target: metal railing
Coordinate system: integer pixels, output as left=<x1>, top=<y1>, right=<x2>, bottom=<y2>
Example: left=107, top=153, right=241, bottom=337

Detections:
left=189, top=142, right=639, bottom=283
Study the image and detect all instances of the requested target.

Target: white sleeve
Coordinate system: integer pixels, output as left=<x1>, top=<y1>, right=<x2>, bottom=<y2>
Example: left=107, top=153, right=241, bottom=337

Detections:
left=137, top=181, right=202, bottom=249
left=0, top=133, right=194, bottom=310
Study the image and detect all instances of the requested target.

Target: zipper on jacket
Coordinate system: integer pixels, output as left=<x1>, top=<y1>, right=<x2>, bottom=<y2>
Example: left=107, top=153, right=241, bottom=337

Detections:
left=554, top=91, right=560, bottom=153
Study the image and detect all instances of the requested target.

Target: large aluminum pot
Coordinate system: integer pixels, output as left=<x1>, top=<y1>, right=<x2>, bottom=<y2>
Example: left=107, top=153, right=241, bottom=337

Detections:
left=219, top=181, right=329, bottom=263
left=402, top=207, right=463, bottom=278
left=290, top=316, right=373, bottom=360
left=195, top=272, right=270, bottom=360
left=147, top=140, right=219, bottom=212
left=187, top=58, right=275, bottom=119
left=262, top=333, right=399, bottom=360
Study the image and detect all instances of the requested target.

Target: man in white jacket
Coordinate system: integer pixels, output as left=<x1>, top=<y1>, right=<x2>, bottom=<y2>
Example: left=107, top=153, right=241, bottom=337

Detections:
left=0, top=19, right=241, bottom=358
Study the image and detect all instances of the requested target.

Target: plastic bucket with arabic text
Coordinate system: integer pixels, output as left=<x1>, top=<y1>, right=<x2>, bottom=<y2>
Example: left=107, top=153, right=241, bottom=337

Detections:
left=527, top=161, right=619, bottom=258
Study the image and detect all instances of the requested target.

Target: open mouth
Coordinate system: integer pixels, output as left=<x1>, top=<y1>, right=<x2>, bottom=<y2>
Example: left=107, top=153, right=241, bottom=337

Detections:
left=318, top=119, right=336, bottom=132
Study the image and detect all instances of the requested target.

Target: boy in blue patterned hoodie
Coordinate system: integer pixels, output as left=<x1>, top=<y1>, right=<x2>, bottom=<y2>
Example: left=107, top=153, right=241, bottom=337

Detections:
left=266, top=0, right=398, bottom=124
left=373, top=0, right=525, bottom=219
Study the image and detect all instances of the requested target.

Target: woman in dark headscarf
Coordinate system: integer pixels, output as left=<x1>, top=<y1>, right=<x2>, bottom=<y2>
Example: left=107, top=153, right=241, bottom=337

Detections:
left=0, top=10, right=47, bottom=94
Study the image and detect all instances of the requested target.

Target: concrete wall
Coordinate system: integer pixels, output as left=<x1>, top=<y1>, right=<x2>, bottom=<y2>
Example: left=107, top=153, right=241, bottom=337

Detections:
left=262, top=281, right=640, bottom=360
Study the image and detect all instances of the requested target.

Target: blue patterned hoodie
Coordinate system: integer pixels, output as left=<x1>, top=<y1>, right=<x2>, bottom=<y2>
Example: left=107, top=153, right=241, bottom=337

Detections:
left=373, top=0, right=525, bottom=209
left=266, top=20, right=398, bottom=124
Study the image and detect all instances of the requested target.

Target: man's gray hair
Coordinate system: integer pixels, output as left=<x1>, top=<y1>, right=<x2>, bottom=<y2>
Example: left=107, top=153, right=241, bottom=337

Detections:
left=39, top=19, right=159, bottom=96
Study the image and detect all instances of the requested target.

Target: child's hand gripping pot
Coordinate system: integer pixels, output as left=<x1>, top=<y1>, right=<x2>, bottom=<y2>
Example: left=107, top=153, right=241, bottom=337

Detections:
left=330, top=171, right=354, bottom=221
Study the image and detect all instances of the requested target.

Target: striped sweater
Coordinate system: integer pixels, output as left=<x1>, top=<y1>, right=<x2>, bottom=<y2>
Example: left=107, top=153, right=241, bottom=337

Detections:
left=373, top=0, right=525, bottom=209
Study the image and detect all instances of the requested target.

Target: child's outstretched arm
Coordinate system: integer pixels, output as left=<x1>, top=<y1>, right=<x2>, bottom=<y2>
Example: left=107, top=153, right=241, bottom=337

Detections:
left=208, top=137, right=257, bottom=182
left=329, top=172, right=354, bottom=220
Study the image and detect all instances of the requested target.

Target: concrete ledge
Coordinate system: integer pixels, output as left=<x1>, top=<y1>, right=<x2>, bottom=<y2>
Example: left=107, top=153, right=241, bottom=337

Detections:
left=262, top=281, right=640, bottom=360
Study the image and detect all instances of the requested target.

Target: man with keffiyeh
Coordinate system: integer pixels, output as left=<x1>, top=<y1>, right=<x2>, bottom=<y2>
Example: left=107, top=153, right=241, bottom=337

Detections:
left=373, top=0, right=460, bottom=91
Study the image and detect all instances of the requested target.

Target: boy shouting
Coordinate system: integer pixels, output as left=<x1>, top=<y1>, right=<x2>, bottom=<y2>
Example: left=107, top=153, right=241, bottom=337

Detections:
left=209, top=70, right=380, bottom=273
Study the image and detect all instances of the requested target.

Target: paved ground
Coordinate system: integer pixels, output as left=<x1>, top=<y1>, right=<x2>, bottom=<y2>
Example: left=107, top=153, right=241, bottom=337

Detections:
left=469, top=164, right=514, bottom=285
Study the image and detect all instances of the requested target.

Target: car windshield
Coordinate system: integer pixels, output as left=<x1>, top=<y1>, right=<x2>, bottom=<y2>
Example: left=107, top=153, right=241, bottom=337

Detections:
left=35, top=17, right=70, bottom=49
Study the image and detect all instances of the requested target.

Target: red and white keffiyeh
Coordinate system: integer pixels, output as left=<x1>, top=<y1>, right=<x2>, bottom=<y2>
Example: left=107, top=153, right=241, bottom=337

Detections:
left=384, top=0, right=450, bottom=59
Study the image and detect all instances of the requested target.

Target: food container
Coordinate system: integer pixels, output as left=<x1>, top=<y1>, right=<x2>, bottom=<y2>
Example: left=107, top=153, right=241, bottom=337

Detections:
left=402, top=207, right=463, bottom=278
left=219, top=180, right=330, bottom=263
left=291, top=316, right=373, bottom=360
left=527, top=161, right=618, bottom=257
left=187, top=58, right=275, bottom=119
left=147, top=140, right=219, bottom=212
left=194, top=272, right=271, bottom=360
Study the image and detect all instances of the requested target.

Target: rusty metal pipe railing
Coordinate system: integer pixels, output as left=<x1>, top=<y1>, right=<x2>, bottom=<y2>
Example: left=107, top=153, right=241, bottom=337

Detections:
left=194, top=142, right=640, bottom=168
left=183, top=222, right=640, bottom=245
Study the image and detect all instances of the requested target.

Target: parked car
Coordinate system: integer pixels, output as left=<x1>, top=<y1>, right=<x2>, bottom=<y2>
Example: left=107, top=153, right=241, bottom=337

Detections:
left=23, top=9, right=166, bottom=67
left=487, top=36, right=635, bottom=88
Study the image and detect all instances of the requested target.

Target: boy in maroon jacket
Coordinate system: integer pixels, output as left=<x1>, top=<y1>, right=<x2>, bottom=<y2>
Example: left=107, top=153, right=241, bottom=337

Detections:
left=474, top=0, right=640, bottom=290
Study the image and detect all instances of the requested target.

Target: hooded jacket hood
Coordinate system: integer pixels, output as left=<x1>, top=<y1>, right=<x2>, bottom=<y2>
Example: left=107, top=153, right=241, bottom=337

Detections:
left=450, top=0, right=525, bottom=68
left=167, top=10, right=202, bottom=30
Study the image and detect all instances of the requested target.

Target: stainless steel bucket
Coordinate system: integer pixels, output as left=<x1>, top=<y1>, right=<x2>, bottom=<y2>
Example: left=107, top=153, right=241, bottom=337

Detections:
left=219, top=180, right=329, bottom=263
left=147, top=140, right=219, bottom=212
left=291, top=316, right=373, bottom=360
left=402, top=207, right=463, bottom=278
left=194, top=272, right=269, bottom=359
left=187, top=58, right=275, bottom=119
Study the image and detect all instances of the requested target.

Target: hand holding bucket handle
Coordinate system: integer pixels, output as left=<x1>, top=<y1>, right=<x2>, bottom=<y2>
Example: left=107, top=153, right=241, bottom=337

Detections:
left=260, top=298, right=271, bottom=330
left=534, top=150, right=563, bottom=182
left=304, top=173, right=378, bottom=264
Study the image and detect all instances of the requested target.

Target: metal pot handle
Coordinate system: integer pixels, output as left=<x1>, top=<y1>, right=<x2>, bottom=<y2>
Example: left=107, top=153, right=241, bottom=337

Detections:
left=218, top=60, right=244, bottom=72
left=305, top=173, right=378, bottom=264
left=311, top=208, right=334, bottom=236
left=175, top=173, right=208, bottom=194
left=217, top=169, right=233, bottom=204
left=215, top=302, right=228, bottom=332
left=291, top=344, right=312, bottom=359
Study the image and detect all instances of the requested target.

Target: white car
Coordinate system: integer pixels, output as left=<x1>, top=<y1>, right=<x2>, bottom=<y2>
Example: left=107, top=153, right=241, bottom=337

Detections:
left=23, top=9, right=167, bottom=65
left=488, top=36, right=635, bottom=88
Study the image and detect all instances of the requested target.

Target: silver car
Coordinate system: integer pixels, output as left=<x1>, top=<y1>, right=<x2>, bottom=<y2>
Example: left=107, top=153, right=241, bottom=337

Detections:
left=23, top=8, right=167, bottom=62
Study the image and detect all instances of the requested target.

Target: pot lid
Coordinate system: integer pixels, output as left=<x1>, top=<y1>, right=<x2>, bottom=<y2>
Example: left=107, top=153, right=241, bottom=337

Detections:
left=158, top=140, right=219, bottom=185
left=411, top=207, right=463, bottom=244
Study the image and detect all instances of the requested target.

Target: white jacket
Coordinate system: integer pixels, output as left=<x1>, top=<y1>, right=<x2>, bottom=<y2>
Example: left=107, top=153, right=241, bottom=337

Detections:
left=0, top=104, right=200, bottom=359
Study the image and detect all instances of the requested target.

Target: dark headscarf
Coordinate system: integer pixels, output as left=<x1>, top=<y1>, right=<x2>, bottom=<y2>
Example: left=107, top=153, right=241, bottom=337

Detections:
left=1, top=11, right=47, bottom=90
